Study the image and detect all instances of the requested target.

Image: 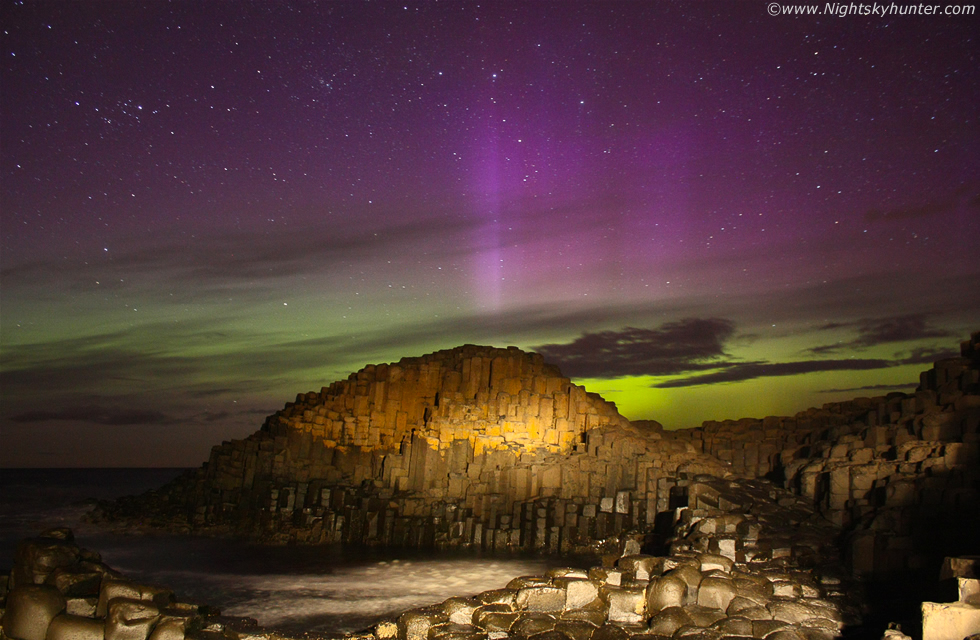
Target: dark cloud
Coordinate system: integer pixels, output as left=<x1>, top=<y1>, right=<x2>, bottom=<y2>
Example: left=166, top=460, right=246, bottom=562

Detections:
left=899, top=348, right=958, bottom=365
left=808, top=314, right=952, bottom=355
left=9, top=405, right=173, bottom=426
left=533, top=318, right=736, bottom=378
left=0, top=319, right=357, bottom=405
left=818, top=383, right=918, bottom=394
left=853, top=315, right=951, bottom=347
left=654, top=358, right=892, bottom=388
left=654, top=340, right=959, bottom=389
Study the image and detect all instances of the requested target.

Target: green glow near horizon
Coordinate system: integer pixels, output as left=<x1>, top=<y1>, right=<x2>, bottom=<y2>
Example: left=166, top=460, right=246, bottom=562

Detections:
left=579, top=363, right=924, bottom=430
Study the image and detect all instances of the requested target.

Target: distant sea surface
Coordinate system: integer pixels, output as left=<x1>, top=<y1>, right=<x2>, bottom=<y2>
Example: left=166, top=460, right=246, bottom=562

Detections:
left=0, top=468, right=581, bottom=636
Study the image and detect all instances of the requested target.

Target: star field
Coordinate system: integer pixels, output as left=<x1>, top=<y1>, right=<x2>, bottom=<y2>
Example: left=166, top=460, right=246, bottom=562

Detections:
left=1, top=1, right=978, bottom=466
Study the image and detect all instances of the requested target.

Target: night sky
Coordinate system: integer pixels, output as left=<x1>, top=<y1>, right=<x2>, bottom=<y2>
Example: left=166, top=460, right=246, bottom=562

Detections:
left=2, top=1, right=978, bottom=467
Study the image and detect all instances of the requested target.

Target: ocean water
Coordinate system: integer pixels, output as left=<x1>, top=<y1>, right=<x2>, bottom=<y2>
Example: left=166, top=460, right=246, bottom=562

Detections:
left=0, top=468, right=583, bottom=636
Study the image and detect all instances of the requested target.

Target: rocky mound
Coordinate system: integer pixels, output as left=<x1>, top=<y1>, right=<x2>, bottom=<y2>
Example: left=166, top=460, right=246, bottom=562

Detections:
left=94, top=345, right=728, bottom=551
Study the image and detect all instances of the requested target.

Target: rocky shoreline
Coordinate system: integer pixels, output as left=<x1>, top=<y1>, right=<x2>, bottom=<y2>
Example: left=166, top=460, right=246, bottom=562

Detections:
left=3, top=332, right=979, bottom=640
left=1, top=471, right=864, bottom=640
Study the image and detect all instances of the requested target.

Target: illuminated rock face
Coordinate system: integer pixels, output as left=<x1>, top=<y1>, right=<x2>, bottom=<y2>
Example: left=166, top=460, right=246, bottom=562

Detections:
left=272, top=344, right=630, bottom=460
left=101, top=345, right=727, bottom=550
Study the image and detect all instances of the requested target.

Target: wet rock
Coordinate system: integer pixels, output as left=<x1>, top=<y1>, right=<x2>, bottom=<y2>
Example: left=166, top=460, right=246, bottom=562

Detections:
left=397, top=607, right=449, bottom=640
left=442, top=597, right=480, bottom=625
left=511, top=613, right=557, bottom=636
left=527, top=631, right=571, bottom=640
left=508, top=576, right=552, bottom=590
left=727, top=596, right=770, bottom=617
left=12, top=538, right=80, bottom=588
left=428, top=622, right=487, bottom=640
left=553, top=620, right=598, bottom=640
left=671, top=625, right=720, bottom=639
left=664, top=565, right=702, bottom=603
left=64, top=598, right=97, bottom=618
left=709, top=615, right=753, bottom=636
left=555, top=578, right=599, bottom=611
left=104, top=598, right=161, bottom=640
left=2, top=585, right=68, bottom=640
left=588, top=569, right=623, bottom=587
left=472, top=606, right=518, bottom=632
left=617, top=556, right=662, bottom=582
left=646, top=574, right=688, bottom=612
left=753, top=619, right=790, bottom=637
left=605, top=586, right=646, bottom=623
left=769, top=581, right=803, bottom=599
left=767, top=600, right=818, bottom=625
left=97, top=579, right=171, bottom=618
left=46, top=568, right=103, bottom=598
left=697, top=576, right=737, bottom=611
left=589, top=624, right=630, bottom=640
left=698, top=554, right=734, bottom=574
left=548, top=568, right=589, bottom=580
left=476, top=589, right=517, bottom=607
left=763, top=628, right=808, bottom=640
left=515, top=586, right=565, bottom=613
left=646, top=606, right=694, bottom=637
left=557, top=607, right=606, bottom=626
left=44, top=613, right=104, bottom=640
left=684, top=605, right=727, bottom=628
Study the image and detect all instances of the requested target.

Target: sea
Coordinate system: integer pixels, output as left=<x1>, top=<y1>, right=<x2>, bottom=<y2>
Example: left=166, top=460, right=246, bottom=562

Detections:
left=0, top=468, right=589, bottom=636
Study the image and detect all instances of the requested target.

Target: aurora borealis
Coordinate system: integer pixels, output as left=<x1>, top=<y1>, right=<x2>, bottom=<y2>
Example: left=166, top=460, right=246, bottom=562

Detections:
left=2, top=1, right=978, bottom=467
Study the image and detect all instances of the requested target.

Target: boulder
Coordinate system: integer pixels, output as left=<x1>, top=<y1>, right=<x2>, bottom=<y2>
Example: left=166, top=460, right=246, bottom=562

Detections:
left=45, top=614, right=105, bottom=640
left=605, top=587, right=646, bottom=623
left=441, top=597, right=480, bottom=625
left=515, top=586, right=566, bottom=613
left=427, top=622, right=487, bottom=640
left=646, top=607, right=694, bottom=635
left=2, top=585, right=68, bottom=640
left=104, top=598, right=161, bottom=640
left=555, top=578, right=599, bottom=611
left=397, top=607, right=450, bottom=640
left=646, top=574, right=688, bottom=612
left=472, top=606, right=518, bottom=632
left=511, top=613, right=557, bottom=637
left=13, top=539, right=80, bottom=588
left=696, top=576, right=737, bottom=611
left=553, top=621, right=597, bottom=640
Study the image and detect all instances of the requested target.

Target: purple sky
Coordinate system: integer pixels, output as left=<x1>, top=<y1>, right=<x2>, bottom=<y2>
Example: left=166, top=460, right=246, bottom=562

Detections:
left=2, top=1, right=978, bottom=467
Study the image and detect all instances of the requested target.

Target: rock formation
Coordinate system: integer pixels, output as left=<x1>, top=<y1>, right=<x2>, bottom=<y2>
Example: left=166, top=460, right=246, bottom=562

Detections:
left=665, top=331, right=980, bottom=582
left=62, top=331, right=979, bottom=639
left=374, top=474, right=863, bottom=640
left=0, top=528, right=257, bottom=640
left=94, top=345, right=727, bottom=553
left=93, top=335, right=979, bottom=570
left=1, top=472, right=867, bottom=640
